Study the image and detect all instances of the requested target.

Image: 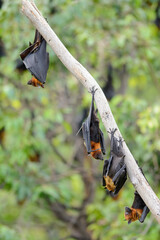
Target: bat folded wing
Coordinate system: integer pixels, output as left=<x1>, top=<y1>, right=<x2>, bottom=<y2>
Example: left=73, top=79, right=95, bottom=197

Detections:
left=99, top=129, right=106, bottom=155
left=20, top=42, right=38, bottom=61
left=21, top=40, right=49, bottom=84
left=82, top=121, right=92, bottom=154
left=139, top=206, right=150, bottom=223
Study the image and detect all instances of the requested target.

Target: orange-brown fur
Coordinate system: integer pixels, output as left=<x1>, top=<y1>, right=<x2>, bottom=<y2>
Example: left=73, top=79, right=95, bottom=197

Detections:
left=28, top=76, right=44, bottom=88
left=125, top=208, right=143, bottom=223
left=103, top=175, right=116, bottom=191
left=90, top=141, right=102, bottom=159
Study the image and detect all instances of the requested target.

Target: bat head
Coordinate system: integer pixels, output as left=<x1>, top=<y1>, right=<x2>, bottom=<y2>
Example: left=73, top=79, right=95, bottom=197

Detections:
left=27, top=77, right=44, bottom=88
left=90, top=141, right=103, bottom=160
left=125, top=207, right=142, bottom=224
left=91, top=150, right=103, bottom=160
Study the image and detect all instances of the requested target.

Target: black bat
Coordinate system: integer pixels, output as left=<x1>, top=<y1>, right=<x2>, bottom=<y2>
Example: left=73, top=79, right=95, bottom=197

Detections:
left=125, top=191, right=150, bottom=224
left=20, top=29, right=49, bottom=88
left=102, top=64, right=114, bottom=101
left=78, top=88, right=106, bottom=160
left=102, top=128, right=127, bottom=195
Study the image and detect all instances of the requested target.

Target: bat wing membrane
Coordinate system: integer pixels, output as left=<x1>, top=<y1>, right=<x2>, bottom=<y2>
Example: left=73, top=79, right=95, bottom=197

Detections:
left=33, top=29, right=43, bottom=44
left=20, top=42, right=38, bottom=61
left=20, top=30, right=42, bottom=60
left=99, top=129, right=106, bottom=155
left=22, top=40, right=49, bottom=83
left=81, top=93, right=93, bottom=154
left=82, top=120, right=91, bottom=154
left=113, top=165, right=127, bottom=195
left=102, top=160, right=109, bottom=186
left=139, top=206, right=150, bottom=223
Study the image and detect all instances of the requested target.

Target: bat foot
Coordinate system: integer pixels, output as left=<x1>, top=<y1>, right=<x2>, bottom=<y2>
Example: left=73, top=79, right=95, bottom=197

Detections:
left=107, top=128, right=117, bottom=135
left=89, top=86, right=98, bottom=95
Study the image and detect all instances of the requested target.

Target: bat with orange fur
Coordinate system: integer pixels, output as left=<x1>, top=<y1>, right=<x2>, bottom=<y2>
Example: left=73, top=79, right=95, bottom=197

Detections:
left=20, top=29, right=49, bottom=88
left=77, top=88, right=106, bottom=160
left=125, top=191, right=149, bottom=224
left=102, top=129, right=127, bottom=195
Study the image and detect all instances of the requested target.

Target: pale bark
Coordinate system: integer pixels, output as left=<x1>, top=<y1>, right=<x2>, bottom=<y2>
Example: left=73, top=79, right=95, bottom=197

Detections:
left=21, top=0, right=160, bottom=223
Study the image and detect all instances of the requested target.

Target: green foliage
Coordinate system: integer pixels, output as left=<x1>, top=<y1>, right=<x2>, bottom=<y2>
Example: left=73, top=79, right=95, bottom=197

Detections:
left=0, top=0, right=160, bottom=239
left=0, top=225, right=20, bottom=240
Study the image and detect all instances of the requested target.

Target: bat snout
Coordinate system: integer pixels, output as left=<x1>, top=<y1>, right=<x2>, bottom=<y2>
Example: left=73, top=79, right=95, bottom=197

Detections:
left=94, top=151, right=103, bottom=160
left=27, top=80, right=32, bottom=85
left=90, top=141, right=104, bottom=160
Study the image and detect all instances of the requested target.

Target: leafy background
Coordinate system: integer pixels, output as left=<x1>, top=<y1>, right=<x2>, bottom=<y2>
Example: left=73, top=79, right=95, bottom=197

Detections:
left=0, top=0, right=160, bottom=239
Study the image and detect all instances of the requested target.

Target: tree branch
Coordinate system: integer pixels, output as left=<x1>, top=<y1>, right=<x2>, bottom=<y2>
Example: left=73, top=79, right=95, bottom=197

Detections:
left=21, top=0, right=160, bottom=223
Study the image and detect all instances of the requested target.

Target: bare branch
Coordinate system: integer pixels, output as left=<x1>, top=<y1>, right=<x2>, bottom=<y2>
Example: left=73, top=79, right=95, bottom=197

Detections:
left=21, top=0, right=160, bottom=223
left=47, top=200, right=75, bottom=224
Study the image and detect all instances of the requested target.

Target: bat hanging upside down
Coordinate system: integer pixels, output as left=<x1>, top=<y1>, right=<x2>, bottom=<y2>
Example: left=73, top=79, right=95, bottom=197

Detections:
left=102, top=128, right=127, bottom=196
left=20, top=29, right=49, bottom=88
left=77, top=88, right=106, bottom=160
left=125, top=190, right=149, bottom=224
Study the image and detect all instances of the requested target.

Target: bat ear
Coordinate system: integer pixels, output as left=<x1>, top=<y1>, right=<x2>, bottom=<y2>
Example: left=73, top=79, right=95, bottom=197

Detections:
left=125, top=207, right=132, bottom=214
